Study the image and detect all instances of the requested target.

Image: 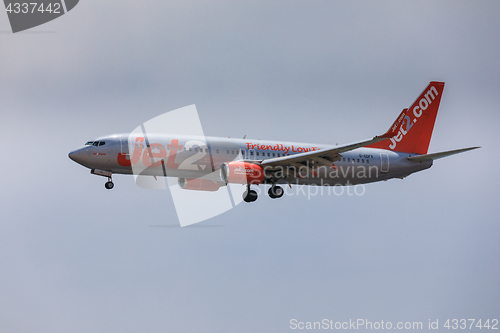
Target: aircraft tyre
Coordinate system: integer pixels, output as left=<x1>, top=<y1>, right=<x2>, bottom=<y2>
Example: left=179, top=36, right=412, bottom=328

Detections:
left=268, top=185, right=284, bottom=199
left=105, top=181, right=114, bottom=190
left=243, top=189, right=258, bottom=203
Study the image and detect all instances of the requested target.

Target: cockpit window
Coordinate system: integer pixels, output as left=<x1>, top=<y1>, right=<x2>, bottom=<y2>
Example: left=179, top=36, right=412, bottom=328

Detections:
left=87, top=141, right=106, bottom=146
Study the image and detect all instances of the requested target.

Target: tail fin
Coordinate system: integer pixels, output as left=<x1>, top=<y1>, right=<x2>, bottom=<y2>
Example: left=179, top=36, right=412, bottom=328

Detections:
left=367, top=81, right=445, bottom=154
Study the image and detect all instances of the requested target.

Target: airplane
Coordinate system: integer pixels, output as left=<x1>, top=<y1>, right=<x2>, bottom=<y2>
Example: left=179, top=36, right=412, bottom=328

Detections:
left=69, top=81, right=479, bottom=203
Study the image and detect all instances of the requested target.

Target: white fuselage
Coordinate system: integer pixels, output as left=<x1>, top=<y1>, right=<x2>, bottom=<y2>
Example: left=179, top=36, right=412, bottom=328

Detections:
left=69, top=133, right=432, bottom=186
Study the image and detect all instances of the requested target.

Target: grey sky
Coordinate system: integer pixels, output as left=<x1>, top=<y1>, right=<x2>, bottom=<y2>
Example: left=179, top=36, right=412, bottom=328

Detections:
left=0, top=1, right=498, bottom=332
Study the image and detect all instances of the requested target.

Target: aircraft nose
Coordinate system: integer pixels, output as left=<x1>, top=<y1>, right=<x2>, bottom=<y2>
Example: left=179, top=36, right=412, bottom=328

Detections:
left=68, top=148, right=87, bottom=164
left=68, top=149, right=78, bottom=162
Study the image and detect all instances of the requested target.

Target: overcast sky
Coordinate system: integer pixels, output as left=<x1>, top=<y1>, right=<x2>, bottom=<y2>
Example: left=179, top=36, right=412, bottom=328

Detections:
left=0, top=1, right=499, bottom=332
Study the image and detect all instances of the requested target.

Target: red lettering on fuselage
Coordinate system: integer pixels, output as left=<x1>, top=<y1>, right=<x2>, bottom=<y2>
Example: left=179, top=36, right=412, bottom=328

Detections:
left=117, top=137, right=144, bottom=167
left=245, top=142, right=318, bottom=155
left=117, top=138, right=182, bottom=168
left=291, top=145, right=318, bottom=153
left=119, top=138, right=320, bottom=168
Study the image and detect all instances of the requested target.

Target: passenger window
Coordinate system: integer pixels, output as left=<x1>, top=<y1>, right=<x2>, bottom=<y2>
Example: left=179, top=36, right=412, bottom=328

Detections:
left=357, top=159, right=360, bottom=163
left=232, top=151, right=235, bottom=154
left=272, top=153, right=275, bottom=157
left=347, top=158, right=350, bottom=162
left=267, top=153, right=270, bottom=157
left=250, top=151, right=254, bottom=155
left=205, top=148, right=208, bottom=153
left=256, top=152, right=259, bottom=156
left=216, top=149, right=219, bottom=153
left=361, top=159, right=364, bottom=163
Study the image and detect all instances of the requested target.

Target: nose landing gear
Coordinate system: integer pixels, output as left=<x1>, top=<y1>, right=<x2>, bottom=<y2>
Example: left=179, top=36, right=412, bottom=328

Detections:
left=91, top=169, right=114, bottom=190
left=105, top=178, right=114, bottom=190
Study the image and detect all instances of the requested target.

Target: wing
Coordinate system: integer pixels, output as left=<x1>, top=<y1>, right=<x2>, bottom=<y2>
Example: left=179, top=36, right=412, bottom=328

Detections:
left=257, top=126, right=398, bottom=178
left=201, top=118, right=399, bottom=182
left=259, top=109, right=406, bottom=172
left=256, top=106, right=417, bottom=175
left=262, top=136, right=385, bottom=167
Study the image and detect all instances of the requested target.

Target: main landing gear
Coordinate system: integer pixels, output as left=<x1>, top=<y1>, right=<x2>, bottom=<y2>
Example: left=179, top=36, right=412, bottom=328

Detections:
left=268, top=185, right=284, bottom=199
left=243, top=186, right=258, bottom=203
left=242, top=184, right=285, bottom=203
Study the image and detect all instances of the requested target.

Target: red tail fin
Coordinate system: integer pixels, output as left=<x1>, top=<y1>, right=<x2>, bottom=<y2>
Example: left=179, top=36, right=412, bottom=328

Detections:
left=367, top=81, right=445, bottom=154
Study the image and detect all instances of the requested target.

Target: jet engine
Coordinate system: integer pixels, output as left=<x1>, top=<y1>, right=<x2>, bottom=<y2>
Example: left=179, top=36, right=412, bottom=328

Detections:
left=220, top=161, right=264, bottom=185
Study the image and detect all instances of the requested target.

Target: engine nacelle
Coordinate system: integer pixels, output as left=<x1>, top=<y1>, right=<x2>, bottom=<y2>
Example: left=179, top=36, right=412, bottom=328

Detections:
left=178, top=178, right=221, bottom=192
left=220, top=161, right=264, bottom=185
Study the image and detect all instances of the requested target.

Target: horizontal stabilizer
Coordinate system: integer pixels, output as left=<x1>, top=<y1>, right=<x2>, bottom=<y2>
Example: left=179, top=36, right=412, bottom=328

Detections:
left=407, top=147, right=480, bottom=162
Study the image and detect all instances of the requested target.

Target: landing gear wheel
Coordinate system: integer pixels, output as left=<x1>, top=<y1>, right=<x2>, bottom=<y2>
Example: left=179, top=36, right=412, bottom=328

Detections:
left=268, top=185, right=284, bottom=199
left=105, top=181, right=114, bottom=190
left=243, top=189, right=258, bottom=203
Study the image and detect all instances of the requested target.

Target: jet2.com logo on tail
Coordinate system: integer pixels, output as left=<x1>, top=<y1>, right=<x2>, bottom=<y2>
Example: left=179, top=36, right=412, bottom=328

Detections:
left=3, top=0, right=79, bottom=33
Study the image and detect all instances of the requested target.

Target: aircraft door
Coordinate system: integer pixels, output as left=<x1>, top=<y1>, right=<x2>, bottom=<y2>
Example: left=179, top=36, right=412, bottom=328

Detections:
left=380, top=153, right=389, bottom=173
left=120, top=136, right=129, bottom=156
